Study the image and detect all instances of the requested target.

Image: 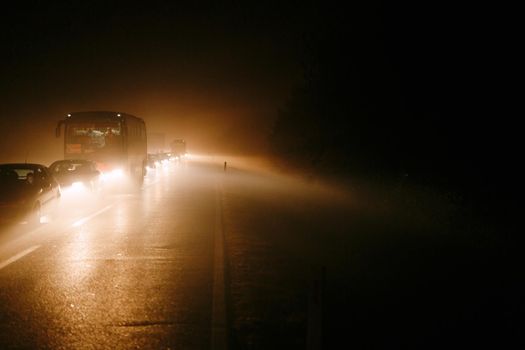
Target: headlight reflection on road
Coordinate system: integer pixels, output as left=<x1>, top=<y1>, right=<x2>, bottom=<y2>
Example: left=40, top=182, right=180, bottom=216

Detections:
left=71, top=204, right=114, bottom=228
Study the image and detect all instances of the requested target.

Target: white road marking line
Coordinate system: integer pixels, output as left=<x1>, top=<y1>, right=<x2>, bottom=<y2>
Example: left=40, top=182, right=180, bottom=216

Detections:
left=1, top=174, right=159, bottom=271
left=0, top=245, right=41, bottom=271
left=72, top=204, right=114, bottom=227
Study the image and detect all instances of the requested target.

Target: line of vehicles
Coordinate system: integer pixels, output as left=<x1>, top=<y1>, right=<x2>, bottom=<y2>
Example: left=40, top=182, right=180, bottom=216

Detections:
left=0, top=111, right=186, bottom=226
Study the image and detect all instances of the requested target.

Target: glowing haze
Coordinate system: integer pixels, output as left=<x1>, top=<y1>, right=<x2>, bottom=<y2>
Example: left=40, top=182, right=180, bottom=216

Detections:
left=0, top=3, right=306, bottom=164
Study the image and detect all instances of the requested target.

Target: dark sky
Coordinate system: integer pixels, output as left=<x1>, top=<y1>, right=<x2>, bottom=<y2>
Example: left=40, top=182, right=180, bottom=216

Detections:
left=1, top=2, right=317, bottom=162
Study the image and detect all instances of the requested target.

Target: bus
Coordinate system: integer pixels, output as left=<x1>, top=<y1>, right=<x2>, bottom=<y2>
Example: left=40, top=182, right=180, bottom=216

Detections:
left=56, top=111, right=147, bottom=183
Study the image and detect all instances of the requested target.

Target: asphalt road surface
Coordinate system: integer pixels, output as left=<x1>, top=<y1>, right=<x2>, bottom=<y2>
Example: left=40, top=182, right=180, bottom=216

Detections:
left=1, top=159, right=224, bottom=349
left=1, top=157, right=521, bottom=349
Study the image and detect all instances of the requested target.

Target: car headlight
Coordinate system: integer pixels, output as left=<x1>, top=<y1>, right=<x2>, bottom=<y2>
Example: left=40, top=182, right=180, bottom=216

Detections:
left=101, top=168, right=125, bottom=181
left=71, top=181, right=85, bottom=190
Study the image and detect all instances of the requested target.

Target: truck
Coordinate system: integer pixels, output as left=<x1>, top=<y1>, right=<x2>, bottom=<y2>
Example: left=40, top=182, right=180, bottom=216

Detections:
left=170, top=139, right=187, bottom=158
left=147, top=132, right=166, bottom=154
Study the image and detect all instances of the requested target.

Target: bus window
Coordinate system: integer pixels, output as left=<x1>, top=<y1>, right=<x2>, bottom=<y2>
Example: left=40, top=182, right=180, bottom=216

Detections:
left=66, top=123, right=121, bottom=153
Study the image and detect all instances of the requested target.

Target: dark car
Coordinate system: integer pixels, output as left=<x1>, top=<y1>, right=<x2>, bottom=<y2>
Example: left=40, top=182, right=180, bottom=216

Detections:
left=0, top=163, right=61, bottom=225
left=48, top=159, right=101, bottom=192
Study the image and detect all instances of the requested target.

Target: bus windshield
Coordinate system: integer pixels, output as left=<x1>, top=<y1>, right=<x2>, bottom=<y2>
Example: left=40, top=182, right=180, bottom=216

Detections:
left=66, top=123, right=121, bottom=155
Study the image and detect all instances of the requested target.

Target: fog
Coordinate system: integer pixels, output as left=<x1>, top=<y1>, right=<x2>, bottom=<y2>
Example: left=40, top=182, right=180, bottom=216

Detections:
left=1, top=4, right=520, bottom=348
left=0, top=69, right=297, bottom=164
left=1, top=2, right=517, bottom=225
left=0, top=97, right=286, bottom=165
left=0, top=155, right=355, bottom=273
left=1, top=3, right=307, bottom=165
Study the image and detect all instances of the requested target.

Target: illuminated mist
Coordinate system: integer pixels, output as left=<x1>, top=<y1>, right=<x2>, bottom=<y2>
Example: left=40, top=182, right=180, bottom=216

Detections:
left=0, top=3, right=306, bottom=166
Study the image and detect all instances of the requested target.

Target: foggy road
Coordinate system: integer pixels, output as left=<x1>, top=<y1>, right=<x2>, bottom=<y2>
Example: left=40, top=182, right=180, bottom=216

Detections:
left=0, top=157, right=520, bottom=349
left=0, top=159, right=223, bottom=349
left=2, top=2, right=520, bottom=348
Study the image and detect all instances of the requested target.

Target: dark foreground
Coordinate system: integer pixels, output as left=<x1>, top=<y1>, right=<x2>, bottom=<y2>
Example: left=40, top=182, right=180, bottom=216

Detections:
left=221, top=166, right=522, bottom=349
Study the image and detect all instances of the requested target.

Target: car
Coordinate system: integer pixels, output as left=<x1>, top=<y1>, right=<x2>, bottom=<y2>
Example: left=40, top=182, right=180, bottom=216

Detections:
left=48, top=159, right=101, bottom=192
left=158, top=152, right=172, bottom=163
left=146, top=153, right=160, bottom=170
left=0, top=163, right=61, bottom=225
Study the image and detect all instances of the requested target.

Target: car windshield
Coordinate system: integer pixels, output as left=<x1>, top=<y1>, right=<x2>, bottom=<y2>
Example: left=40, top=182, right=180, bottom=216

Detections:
left=65, top=123, right=121, bottom=155
left=50, top=161, right=91, bottom=175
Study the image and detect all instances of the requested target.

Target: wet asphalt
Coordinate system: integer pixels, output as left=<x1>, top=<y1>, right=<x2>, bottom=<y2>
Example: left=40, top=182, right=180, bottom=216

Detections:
left=0, top=160, right=220, bottom=349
